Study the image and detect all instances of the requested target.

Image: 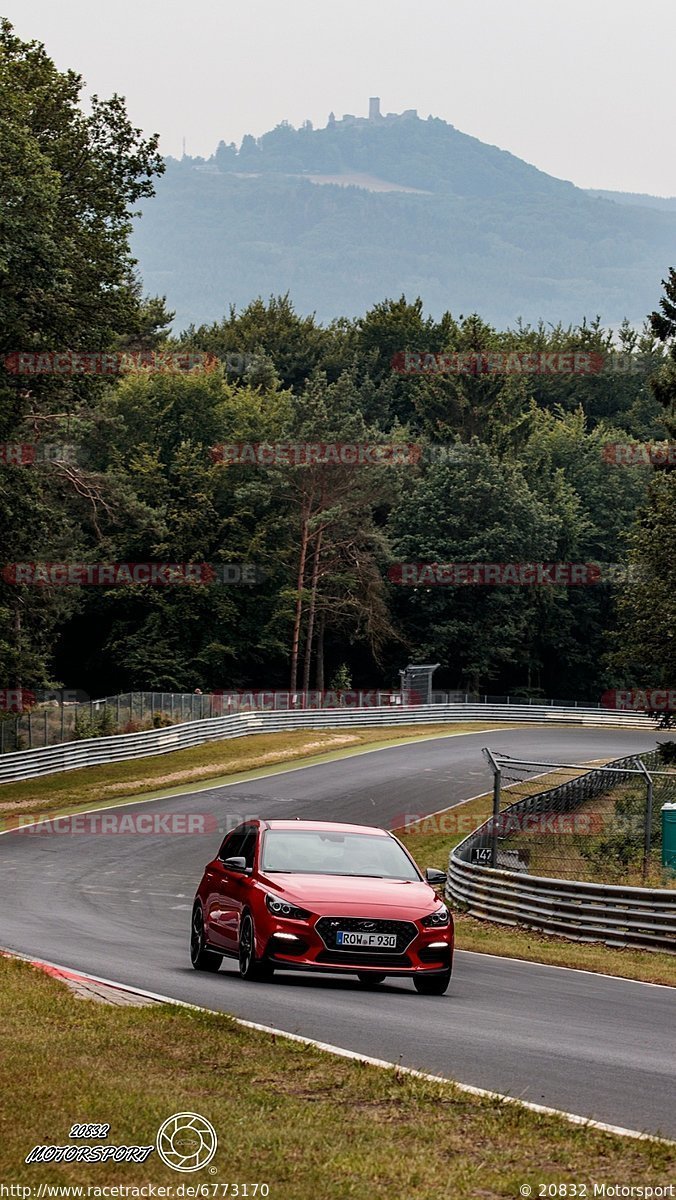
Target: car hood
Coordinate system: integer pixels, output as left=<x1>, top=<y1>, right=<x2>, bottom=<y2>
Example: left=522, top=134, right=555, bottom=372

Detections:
left=261, top=872, right=441, bottom=918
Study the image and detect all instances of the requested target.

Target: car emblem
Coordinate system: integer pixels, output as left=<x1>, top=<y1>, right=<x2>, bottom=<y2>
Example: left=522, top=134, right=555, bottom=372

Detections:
left=360, top=921, right=376, bottom=930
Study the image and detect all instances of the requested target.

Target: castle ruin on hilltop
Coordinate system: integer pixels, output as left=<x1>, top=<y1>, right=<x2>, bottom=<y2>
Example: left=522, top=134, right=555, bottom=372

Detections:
left=328, top=98, right=418, bottom=127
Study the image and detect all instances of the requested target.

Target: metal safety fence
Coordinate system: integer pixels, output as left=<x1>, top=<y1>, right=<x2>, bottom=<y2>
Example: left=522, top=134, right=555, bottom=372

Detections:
left=0, top=702, right=658, bottom=785
left=447, top=749, right=676, bottom=950
left=484, top=750, right=676, bottom=882
left=0, top=688, right=656, bottom=755
left=0, top=691, right=228, bottom=754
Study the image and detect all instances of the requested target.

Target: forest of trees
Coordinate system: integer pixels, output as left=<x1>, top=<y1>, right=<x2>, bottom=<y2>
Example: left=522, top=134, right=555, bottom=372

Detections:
left=1, top=21, right=674, bottom=708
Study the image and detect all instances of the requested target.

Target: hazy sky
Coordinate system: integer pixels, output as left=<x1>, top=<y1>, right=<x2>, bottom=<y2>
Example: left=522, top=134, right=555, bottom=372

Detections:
left=5, top=0, right=676, bottom=195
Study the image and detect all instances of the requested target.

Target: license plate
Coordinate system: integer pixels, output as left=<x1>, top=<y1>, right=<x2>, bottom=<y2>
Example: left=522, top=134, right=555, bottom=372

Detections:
left=335, top=931, right=397, bottom=948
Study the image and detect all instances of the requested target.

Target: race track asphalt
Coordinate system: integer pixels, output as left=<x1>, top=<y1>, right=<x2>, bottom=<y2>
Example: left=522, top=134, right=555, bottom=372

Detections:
left=0, top=725, right=674, bottom=1137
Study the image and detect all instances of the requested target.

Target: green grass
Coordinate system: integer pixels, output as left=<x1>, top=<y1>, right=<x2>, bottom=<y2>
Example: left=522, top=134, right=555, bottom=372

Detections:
left=0, top=956, right=673, bottom=1196
left=453, top=913, right=676, bottom=984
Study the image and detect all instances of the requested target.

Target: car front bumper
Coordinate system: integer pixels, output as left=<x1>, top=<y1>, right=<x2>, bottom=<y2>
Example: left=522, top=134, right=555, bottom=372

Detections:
left=261, top=918, right=453, bottom=976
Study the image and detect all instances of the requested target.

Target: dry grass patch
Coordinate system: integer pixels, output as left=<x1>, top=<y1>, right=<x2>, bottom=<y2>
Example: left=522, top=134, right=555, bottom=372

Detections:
left=0, top=722, right=513, bottom=824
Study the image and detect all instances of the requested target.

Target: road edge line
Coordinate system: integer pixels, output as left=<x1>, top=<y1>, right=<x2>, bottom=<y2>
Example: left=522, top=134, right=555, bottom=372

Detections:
left=454, top=948, right=676, bottom=989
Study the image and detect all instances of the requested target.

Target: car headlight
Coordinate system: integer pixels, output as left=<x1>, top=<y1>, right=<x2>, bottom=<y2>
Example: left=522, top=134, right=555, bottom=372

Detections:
left=265, top=893, right=311, bottom=919
left=421, top=906, right=450, bottom=928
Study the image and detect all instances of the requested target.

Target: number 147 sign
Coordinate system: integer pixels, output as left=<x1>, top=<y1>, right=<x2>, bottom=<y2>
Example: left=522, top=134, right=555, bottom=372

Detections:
left=471, top=847, right=492, bottom=864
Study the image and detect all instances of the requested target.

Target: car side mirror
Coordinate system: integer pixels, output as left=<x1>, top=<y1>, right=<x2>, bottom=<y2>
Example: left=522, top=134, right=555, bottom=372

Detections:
left=222, top=856, right=248, bottom=873
left=425, top=867, right=447, bottom=885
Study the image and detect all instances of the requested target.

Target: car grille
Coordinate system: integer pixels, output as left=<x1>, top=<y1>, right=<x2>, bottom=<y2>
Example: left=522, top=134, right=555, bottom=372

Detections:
left=315, top=916, right=417, bottom=954
left=316, top=950, right=412, bottom=968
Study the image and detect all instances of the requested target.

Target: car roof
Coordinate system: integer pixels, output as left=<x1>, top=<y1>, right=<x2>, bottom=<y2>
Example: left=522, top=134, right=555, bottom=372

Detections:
left=262, top=819, right=390, bottom=836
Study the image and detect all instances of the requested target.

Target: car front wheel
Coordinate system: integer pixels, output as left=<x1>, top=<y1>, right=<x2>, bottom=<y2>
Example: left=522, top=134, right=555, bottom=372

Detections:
left=413, top=970, right=451, bottom=996
left=238, top=913, right=273, bottom=982
left=190, top=904, right=222, bottom=972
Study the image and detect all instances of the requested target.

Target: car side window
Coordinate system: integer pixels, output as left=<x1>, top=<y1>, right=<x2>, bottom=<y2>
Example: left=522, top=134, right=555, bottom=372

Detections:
left=218, top=829, right=245, bottom=861
left=239, top=826, right=257, bottom=869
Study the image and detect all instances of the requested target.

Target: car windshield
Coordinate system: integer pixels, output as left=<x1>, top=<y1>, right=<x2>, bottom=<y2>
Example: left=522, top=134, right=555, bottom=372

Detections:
left=261, top=829, right=421, bottom=880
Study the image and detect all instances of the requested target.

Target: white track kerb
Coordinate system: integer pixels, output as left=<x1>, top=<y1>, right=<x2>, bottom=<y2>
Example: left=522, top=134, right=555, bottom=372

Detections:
left=3, top=949, right=673, bottom=1147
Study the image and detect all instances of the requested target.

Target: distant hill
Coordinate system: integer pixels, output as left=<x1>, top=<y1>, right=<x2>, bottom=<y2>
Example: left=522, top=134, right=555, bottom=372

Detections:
left=131, top=110, right=676, bottom=331
left=585, top=189, right=676, bottom=212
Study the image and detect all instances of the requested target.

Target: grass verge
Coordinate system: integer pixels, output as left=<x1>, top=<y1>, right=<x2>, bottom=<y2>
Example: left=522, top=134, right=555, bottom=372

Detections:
left=0, top=956, right=673, bottom=1196
left=396, top=795, right=676, bottom=988
left=0, top=722, right=513, bottom=825
left=453, top=912, right=676, bottom=984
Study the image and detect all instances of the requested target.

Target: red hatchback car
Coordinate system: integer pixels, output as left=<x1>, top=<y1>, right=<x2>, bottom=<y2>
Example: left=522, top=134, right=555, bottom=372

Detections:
left=191, top=819, right=453, bottom=994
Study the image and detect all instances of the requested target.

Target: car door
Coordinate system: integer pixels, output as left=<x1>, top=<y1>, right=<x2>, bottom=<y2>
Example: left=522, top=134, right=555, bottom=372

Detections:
left=204, top=824, right=257, bottom=953
left=229, top=824, right=257, bottom=950
left=203, top=828, right=246, bottom=951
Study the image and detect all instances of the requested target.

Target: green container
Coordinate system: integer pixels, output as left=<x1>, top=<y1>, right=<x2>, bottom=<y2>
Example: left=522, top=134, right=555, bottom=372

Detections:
left=662, top=803, right=676, bottom=869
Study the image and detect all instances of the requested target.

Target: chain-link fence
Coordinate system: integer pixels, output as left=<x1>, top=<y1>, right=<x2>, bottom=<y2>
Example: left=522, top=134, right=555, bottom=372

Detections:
left=0, top=689, right=420, bottom=753
left=0, top=691, right=221, bottom=753
left=469, top=747, right=676, bottom=887
left=0, top=687, right=648, bottom=755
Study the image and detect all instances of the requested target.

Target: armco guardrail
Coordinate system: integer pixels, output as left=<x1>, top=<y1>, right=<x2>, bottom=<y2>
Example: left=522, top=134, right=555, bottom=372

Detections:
left=0, top=703, right=655, bottom=785
left=447, top=753, right=676, bottom=952
left=447, top=860, right=676, bottom=951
